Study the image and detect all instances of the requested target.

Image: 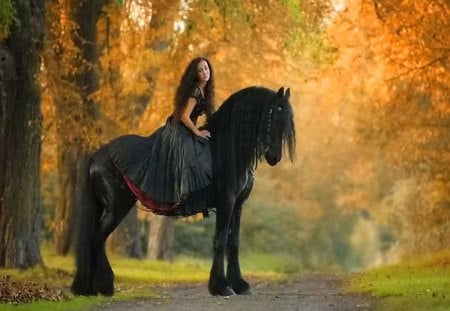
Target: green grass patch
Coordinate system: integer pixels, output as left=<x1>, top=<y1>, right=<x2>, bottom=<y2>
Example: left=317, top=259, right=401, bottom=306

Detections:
left=347, top=250, right=450, bottom=311
left=240, top=252, right=303, bottom=275
left=110, top=255, right=210, bottom=284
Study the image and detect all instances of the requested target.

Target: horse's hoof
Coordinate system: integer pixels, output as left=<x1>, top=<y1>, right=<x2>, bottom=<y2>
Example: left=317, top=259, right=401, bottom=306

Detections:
left=94, top=284, right=114, bottom=296
left=99, top=289, right=114, bottom=297
left=220, top=286, right=236, bottom=296
left=237, top=288, right=252, bottom=295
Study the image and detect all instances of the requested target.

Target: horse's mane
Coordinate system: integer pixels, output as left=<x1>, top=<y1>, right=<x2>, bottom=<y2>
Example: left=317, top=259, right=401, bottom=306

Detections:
left=206, top=86, right=295, bottom=191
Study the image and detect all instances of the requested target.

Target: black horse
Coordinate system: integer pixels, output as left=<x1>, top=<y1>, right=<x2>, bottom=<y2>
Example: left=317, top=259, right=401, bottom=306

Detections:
left=71, top=86, right=295, bottom=297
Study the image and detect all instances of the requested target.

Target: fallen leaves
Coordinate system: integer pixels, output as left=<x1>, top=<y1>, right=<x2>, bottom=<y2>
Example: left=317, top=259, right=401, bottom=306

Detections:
left=0, top=276, right=67, bottom=304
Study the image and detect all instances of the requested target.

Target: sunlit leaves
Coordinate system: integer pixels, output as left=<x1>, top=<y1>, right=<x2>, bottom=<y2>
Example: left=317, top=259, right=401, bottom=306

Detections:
left=347, top=0, right=450, bottom=256
left=282, top=0, right=336, bottom=63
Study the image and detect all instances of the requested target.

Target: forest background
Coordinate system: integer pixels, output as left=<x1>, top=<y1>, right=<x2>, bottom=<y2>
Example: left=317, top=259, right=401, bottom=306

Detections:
left=0, top=0, right=448, bottom=276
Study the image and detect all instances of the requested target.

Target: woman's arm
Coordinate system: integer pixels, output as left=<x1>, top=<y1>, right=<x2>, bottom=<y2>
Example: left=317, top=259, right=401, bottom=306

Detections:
left=180, top=97, right=211, bottom=139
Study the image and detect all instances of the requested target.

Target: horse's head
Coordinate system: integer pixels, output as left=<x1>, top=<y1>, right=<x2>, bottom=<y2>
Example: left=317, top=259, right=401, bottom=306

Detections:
left=263, top=87, right=296, bottom=166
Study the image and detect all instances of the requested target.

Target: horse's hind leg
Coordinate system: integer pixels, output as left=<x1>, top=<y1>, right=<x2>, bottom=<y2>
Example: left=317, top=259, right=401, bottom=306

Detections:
left=90, top=162, right=136, bottom=296
left=92, top=200, right=134, bottom=296
left=90, top=227, right=114, bottom=296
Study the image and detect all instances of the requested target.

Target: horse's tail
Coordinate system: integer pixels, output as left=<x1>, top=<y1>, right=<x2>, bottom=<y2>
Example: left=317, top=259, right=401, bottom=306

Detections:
left=71, top=154, right=102, bottom=296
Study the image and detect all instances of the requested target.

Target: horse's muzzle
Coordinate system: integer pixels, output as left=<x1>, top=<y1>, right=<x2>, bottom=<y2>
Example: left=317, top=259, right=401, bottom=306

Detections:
left=265, top=153, right=280, bottom=166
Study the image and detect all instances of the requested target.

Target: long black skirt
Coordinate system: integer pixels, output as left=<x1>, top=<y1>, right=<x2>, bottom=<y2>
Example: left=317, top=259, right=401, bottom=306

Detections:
left=105, top=118, right=214, bottom=217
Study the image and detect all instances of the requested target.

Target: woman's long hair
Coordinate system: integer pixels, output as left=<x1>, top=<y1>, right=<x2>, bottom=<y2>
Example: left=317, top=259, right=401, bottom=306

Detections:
left=173, top=57, right=215, bottom=120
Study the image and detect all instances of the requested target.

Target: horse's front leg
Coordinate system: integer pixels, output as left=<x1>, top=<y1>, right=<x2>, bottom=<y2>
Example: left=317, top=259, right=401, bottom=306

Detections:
left=226, top=205, right=251, bottom=295
left=227, top=174, right=253, bottom=295
left=208, top=198, right=236, bottom=296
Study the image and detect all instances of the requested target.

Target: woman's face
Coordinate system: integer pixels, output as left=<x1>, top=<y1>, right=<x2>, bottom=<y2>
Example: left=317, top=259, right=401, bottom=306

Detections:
left=197, top=60, right=210, bottom=83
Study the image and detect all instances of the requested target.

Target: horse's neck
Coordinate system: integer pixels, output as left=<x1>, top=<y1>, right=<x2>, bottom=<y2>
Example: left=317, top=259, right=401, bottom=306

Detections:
left=213, top=136, right=256, bottom=189
left=209, top=103, right=262, bottom=176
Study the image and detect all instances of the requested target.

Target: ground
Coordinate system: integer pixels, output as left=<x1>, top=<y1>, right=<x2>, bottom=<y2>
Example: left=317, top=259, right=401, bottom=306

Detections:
left=94, top=274, right=376, bottom=311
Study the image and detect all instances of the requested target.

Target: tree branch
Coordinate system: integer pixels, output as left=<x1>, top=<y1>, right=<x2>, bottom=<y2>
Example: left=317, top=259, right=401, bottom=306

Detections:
left=386, top=55, right=449, bottom=81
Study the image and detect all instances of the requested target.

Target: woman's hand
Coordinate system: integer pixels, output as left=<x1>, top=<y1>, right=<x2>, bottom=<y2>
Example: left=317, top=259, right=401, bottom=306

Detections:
left=180, top=98, right=211, bottom=139
left=197, top=129, right=211, bottom=140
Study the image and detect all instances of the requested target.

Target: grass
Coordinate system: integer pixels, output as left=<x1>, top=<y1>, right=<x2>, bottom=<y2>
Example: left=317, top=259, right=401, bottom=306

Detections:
left=347, top=250, right=450, bottom=311
left=0, top=246, right=299, bottom=310
left=240, top=252, right=303, bottom=275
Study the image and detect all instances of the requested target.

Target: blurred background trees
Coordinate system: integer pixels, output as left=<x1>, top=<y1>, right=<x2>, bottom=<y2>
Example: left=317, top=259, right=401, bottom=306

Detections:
left=1, top=0, right=448, bottom=270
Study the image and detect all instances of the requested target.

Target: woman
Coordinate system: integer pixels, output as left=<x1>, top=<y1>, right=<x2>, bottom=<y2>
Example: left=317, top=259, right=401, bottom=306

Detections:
left=107, top=57, right=215, bottom=216
left=173, top=57, right=214, bottom=139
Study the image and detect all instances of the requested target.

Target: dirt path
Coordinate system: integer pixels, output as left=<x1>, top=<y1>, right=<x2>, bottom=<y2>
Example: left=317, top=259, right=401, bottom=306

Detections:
left=92, top=274, right=376, bottom=311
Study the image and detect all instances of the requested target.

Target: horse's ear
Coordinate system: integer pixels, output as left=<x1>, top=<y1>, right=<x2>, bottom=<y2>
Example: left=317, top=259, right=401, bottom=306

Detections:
left=277, top=87, right=284, bottom=98
left=285, top=88, right=290, bottom=99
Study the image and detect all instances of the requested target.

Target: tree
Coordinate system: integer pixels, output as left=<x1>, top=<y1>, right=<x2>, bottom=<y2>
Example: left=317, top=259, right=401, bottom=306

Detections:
left=361, top=0, right=450, bottom=254
left=324, top=0, right=450, bottom=255
left=147, top=216, right=174, bottom=260
left=44, top=0, right=104, bottom=255
left=0, top=0, right=45, bottom=268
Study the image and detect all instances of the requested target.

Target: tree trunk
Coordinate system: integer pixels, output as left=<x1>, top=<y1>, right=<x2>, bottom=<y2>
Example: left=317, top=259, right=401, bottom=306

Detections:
left=0, top=0, right=45, bottom=268
left=48, top=0, right=103, bottom=255
left=108, top=208, right=144, bottom=258
left=147, top=216, right=174, bottom=260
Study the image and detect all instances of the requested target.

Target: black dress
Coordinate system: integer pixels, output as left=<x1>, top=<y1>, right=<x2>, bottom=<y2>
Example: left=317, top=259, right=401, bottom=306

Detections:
left=106, top=86, right=213, bottom=217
